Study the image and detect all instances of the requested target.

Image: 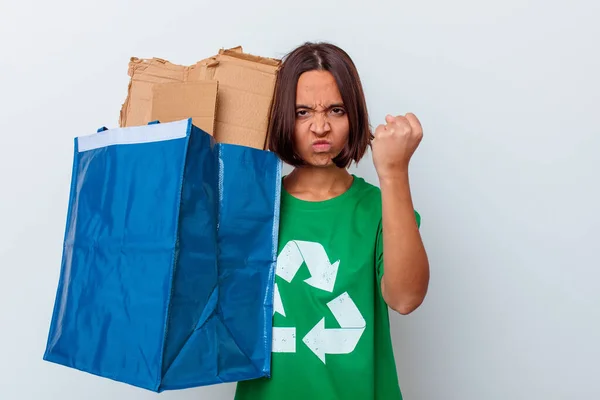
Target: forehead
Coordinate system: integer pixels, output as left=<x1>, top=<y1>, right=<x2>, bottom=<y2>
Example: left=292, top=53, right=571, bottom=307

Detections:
left=296, top=70, right=342, bottom=104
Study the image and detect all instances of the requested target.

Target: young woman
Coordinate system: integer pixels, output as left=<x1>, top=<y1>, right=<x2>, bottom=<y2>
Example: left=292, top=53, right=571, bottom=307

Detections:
left=234, top=42, right=430, bottom=400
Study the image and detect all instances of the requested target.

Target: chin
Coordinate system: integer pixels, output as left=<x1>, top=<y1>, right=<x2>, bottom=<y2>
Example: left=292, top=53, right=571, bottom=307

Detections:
left=302, top=151, right=340, bottom=167
left=306, top=159, right=337, bottom=168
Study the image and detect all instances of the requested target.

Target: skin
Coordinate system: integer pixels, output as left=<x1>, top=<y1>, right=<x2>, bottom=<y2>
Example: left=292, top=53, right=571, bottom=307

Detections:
left=284, top=70, right=429, bottom=315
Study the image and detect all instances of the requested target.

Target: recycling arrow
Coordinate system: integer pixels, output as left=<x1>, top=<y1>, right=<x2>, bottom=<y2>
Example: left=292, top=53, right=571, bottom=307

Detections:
left=275, top=240, right=340, bottom=292
left=273, top=282, right=286, bottom=317
left=271, top=240, right=365, bottom=360
left=272, top=284, right=295, bottom=353
left=302, top=291, right=366, bottom=364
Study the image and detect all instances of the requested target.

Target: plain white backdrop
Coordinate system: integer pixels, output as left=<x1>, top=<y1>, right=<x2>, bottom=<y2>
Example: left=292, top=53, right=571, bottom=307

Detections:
left=1, top=0, right=599, bottom=399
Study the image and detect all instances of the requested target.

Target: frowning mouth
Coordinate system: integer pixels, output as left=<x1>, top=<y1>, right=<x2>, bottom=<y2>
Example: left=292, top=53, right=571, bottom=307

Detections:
left=312, top=140, right=332, bottom=152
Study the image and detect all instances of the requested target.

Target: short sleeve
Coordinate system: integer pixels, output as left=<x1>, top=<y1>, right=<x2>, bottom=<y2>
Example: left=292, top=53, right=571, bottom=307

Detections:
left=414, top=209, right=421, bottom=229
left=375, top=209, right=421, bottom=283
left=375, top=220, right=385, bottom=283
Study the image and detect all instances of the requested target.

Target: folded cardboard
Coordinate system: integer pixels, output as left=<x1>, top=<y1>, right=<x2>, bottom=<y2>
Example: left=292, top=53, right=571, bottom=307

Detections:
left=210, top=49, right=280, bottom=149
left=119, top=57, right=216, bottom=129
left=119, top=47, right=281, bottom=150
left=150, top=81, right=218, bottom=136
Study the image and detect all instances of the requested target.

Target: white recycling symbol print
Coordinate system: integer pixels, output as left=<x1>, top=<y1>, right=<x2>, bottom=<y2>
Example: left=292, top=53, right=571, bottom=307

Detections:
left=272, top=240, right=366, bottom=364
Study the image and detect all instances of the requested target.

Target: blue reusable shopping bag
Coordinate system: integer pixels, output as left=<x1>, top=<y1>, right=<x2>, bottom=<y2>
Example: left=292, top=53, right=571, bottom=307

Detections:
left=43, top=118, right=282, bottom=392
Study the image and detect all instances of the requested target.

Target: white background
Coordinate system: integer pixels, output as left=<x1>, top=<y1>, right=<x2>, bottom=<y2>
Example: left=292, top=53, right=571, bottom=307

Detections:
left=1, top=0, right=599, bottom=399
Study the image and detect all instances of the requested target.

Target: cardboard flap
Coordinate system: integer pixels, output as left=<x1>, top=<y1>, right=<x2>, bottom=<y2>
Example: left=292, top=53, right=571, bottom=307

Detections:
left=223, top=45, right=244, bottom=54
left=119, top=47, right=281, bottom=150
left=150, top=81, right=218, bottom=136
left=218, top=49, right=281, bottom=68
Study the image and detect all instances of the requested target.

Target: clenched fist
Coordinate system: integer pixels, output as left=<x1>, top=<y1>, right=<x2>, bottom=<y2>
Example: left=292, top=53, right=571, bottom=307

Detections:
left=372, top=113, right=423, bottom=180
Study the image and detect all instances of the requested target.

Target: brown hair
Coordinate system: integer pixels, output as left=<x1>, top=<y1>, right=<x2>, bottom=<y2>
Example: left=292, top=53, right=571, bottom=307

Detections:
left=267, top=42, right=372, bottom=168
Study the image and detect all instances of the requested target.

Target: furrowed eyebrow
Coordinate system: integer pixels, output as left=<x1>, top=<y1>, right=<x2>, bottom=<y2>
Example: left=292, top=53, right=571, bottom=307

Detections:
left=295, top=103, right=345, bottom=110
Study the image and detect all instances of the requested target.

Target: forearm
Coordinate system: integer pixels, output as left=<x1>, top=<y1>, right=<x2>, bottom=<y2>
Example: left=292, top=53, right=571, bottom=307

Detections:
left=380, top=173, right=429, bottom=314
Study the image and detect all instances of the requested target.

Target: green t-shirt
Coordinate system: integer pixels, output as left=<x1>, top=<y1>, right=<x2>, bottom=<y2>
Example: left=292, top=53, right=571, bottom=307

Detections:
left=235, top=175, right=420, bottom=400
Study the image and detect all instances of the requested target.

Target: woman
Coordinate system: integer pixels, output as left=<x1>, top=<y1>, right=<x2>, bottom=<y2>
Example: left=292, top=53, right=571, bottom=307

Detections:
left=234, top=41, right=429, bottom=400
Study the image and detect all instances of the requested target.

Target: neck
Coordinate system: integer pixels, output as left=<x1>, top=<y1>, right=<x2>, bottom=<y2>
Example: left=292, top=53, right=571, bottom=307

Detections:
left=284, top=165, right=353, bottom=201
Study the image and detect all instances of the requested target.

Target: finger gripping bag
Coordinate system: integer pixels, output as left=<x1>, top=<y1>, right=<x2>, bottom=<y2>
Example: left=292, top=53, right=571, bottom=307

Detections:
left=43, top=118, right=282, bottom=392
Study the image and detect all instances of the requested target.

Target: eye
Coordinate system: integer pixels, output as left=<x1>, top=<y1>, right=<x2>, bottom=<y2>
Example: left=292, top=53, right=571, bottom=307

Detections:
left=296, top=110, right=309, bottom=117
left=331, top=107, right=346, bottom=115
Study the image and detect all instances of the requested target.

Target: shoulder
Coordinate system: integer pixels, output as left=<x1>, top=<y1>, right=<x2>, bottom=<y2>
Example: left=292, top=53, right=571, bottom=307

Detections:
left=350, top=175, right=382, bottom=214
left=352, top=175, right=421, bottom=229
left=352, top=175, right=381, bottom=201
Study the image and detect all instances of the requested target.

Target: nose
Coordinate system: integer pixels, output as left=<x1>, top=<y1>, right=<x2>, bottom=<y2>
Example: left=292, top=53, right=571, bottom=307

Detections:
left=309, top=112, right=331, bottom=137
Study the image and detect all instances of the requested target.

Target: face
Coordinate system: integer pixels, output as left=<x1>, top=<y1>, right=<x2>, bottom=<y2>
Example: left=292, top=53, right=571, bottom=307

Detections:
left=293, top=70, right=350, bottom=167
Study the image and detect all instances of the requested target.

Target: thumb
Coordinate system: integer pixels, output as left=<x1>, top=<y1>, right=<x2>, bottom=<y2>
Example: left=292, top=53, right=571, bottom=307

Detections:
left=385, top=114, right=395, bottom=124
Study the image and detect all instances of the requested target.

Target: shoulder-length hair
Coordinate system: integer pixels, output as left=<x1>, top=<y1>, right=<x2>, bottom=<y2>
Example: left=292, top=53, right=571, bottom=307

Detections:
left=267, top=42, right=372, bottom=168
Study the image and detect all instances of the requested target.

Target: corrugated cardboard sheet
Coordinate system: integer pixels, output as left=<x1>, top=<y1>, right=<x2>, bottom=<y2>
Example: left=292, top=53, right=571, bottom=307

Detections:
left=119, top=47, right=281, bottom=150
left=151, top=81, right=218, bottom=136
